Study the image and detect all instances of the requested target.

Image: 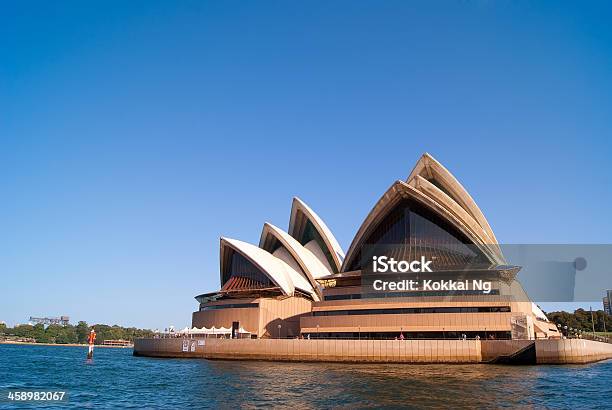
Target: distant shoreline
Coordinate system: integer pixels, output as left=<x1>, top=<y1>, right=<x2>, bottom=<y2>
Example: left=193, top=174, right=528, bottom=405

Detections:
left=0, top=341, right=132, bottom=349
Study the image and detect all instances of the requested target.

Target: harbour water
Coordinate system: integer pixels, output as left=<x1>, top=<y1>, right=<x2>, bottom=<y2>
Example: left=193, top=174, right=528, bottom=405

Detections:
left=1, top=343, right=610, bottom=409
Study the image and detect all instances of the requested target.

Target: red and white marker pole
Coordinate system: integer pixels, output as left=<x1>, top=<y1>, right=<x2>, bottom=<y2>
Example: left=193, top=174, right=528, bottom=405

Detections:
left=87, top=329, right=96, bottom=359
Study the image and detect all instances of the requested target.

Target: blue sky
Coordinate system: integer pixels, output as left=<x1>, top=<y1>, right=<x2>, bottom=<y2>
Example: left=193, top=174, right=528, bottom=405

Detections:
left=1, top=1, right=611, bottom=329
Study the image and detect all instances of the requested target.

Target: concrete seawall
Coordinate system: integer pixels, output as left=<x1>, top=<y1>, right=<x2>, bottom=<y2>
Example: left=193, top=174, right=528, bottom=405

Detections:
left=535, top=339, right=612, bottom=364
left=134, top=338, right=612, bottom=364
left=134, top=338, right=482, bottom=363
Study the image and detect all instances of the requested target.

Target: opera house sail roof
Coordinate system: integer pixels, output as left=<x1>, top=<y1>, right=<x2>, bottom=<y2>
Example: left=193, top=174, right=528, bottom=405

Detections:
left=195, top=197, right=344, bottom=304
left=193, top=152, right=559, bottom=340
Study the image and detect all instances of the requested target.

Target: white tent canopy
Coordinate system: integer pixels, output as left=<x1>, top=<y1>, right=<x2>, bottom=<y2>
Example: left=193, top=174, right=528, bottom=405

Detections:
left=172, top=326, right=251, bottom=335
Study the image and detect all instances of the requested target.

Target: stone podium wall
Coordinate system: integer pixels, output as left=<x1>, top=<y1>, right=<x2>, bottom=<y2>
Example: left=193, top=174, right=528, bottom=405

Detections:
left=134, top=338, right=482, bottom=362
left=535, top=339, right=612, bottom=364
left=134, top=337, right=612, bottom=364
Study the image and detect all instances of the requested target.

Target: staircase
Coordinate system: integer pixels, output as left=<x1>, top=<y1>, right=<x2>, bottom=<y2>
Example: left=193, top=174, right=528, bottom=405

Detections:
left=488, top=341, right=536, bottom=365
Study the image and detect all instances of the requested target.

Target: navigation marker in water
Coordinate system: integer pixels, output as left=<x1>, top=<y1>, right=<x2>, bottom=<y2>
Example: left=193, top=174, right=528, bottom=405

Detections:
left=87, top=329, right=96, bottom=359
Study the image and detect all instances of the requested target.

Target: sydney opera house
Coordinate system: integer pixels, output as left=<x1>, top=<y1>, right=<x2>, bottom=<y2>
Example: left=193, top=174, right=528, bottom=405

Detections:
left=192, top=153, right=560, bottom=341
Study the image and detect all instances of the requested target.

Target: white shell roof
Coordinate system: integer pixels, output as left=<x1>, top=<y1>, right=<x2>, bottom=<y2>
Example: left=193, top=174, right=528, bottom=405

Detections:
left=342, top=180, right=502, bottom=271
left=407, top=153, right=498, bottom=244
left=220, top=237, right=316, bottom=299
left=289, top=197, right=345, bottom=271
left=408, top=175, right=505, bottom=264
left=260, top=223, right=332, bottom=300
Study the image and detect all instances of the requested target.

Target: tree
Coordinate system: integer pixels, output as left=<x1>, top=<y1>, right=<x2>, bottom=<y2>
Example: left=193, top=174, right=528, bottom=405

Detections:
left=45, top=324, right=63, bottom=343
left=547, top=309, right=612, bottom=333
left=76, top=321, right=89, bottom=344
left=1, top=322, right=154, bottom=344
left=12, top=324, right=33, bottom=338
left=55, top=326, right=78, bottom=344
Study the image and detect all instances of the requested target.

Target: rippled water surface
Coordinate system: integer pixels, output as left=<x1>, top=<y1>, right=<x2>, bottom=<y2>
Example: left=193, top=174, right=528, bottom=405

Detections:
left=1, top=344, right=611, bottom=409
